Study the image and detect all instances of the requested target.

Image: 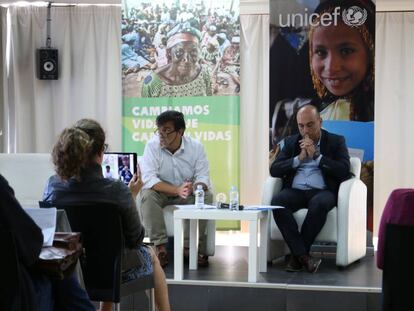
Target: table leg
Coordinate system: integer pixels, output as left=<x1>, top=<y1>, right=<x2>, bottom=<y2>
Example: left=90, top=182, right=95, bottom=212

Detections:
left=259, top=212, right=269, bottom=273
left=248, top=220, right=259, bottom=282
left=174, top=218, right=184, bottom=281
left=189, top=219, right=199, bottom=270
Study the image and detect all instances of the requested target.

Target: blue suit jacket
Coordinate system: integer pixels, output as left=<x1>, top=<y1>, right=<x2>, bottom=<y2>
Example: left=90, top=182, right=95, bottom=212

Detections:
left=270, top=129, right=351, bottom=195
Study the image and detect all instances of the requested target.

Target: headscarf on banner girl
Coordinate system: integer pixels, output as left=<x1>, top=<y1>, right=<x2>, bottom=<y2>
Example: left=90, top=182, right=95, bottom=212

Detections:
left=141, top=22, right=213, bottom=98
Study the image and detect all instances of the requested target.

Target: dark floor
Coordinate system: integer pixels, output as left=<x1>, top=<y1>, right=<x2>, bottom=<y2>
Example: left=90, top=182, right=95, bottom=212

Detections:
left=118, top=245, right=382, bottom=311
left=164, top=245, right=381, bottom=288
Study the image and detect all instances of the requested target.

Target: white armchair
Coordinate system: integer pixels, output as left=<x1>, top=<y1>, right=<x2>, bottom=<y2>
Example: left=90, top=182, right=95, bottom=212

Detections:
left=262, top=157, right=367, bottom=267
left=0, top=153, right=55, bottom=206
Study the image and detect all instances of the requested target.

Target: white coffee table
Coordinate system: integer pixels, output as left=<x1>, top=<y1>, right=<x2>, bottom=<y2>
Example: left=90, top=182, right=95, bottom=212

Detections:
left=173, top=207, right=270, bottom=282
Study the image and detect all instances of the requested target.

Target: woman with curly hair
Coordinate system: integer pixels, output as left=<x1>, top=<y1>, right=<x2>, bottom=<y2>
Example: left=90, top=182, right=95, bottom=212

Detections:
left=43, top=119, right=170, bottom=311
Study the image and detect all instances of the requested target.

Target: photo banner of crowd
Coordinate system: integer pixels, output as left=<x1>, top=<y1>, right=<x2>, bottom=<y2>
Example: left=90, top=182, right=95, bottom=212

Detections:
left=269, top=0, right=375, bottom=238
left=121, top=0, right=240, bottom=222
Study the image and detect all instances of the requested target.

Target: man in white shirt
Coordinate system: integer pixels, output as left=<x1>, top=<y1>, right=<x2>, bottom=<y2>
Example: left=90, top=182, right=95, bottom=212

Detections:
left=140, top=111, right=212, bottom=267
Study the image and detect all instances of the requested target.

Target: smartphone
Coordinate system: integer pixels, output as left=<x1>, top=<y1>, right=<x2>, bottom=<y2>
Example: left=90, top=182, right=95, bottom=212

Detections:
left=102, top=152, right=137, bottom=185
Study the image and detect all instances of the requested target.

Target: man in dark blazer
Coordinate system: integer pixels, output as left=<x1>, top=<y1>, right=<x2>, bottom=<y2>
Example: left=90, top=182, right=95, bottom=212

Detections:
left=271, top=104, right=350, bottom=273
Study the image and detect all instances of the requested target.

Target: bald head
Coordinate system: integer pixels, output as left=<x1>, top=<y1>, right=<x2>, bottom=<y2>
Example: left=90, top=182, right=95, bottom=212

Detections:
left=296, top=105, right=322, bottom=142
left=297, top=105, right=320, bottom=119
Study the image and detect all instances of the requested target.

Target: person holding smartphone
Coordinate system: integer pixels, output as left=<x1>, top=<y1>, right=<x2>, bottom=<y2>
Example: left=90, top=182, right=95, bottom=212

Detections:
left=42, top=119, right=171, bottom=311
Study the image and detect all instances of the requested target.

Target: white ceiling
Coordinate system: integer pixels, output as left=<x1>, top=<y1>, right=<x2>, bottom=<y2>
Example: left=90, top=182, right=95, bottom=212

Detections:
left=0, top=0, right=412, bottom=16
left=0, top=0, right=120, bottom=4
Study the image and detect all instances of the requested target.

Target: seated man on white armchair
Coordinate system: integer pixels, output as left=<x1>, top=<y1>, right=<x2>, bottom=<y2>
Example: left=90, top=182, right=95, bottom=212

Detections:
left=140, top=110, right=212, bottom=268
left=271, top=105, right=351, bottom=273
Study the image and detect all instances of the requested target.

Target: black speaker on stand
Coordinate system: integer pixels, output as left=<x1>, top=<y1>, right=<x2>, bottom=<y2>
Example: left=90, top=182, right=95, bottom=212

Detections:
left=37, top=48, right=59, bottom=80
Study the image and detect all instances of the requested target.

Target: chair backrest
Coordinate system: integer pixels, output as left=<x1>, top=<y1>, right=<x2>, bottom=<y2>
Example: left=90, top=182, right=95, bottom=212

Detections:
left=53, top=203, right=124, bottom=303
left=383, top=223, right=414, bottom=311
left=349, top=157, right=361, bottom=178
left=0, top=153, right=54, bottom=205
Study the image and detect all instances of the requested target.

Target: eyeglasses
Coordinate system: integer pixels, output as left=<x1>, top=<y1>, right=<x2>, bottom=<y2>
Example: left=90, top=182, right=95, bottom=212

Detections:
left=103, top=143, right=109, bottom=152
left=154, top=128, right=176, bottom=136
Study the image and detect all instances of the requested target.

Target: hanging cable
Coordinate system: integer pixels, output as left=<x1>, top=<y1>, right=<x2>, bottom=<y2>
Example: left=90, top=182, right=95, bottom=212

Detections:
left=46, top=2, right=52, bottom=48
left=37, top=1, right=58, bottom=80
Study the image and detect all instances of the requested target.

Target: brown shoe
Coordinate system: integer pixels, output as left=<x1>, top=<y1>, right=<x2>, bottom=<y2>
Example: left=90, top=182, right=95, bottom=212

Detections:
left=299, top=255, right=321, bottom=273
left=184, top=248, right=208, bottom=266
left=285, top=255, right=303, bottom=272
left=198, top=254, right=209, bottom=267
left=156, top=245, right=169, bottom=268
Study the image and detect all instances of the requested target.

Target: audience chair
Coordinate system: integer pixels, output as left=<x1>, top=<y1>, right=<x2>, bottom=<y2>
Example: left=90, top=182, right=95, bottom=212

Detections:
left=262, top=157, right=367, bottom=267
left=382, top=224, right=414, bottom=311
left=52, top=203, right=155, bottom=311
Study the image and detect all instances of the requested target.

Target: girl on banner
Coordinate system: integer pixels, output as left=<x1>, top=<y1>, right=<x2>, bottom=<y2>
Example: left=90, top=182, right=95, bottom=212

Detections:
left=271, top=0, right=375, bottom=145
left=309, top=0, right=375, bottom=122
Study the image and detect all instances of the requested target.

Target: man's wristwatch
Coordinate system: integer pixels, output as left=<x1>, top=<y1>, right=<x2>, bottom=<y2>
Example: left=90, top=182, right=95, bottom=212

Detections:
left=313, top=151, right=321, bottom=160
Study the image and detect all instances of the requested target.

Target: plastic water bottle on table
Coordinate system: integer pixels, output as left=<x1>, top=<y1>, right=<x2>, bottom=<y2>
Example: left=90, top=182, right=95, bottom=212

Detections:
left=195, top=184, right=205, bottom=209
left=229, top=186, right=239, bottom=211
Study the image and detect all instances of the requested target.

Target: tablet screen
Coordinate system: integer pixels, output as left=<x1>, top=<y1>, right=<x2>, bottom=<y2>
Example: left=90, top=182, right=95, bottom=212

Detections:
left=102, top=152, right=137, bottom=185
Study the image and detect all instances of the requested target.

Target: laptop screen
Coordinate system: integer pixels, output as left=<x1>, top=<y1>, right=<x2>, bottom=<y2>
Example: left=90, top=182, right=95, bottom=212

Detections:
left=102, top=152, right=137, bottom=185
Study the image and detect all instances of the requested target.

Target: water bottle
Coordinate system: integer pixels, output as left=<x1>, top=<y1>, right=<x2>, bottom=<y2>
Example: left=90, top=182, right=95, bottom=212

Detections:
left=229, top=186, right=239, bottom=211
left=195, top=184, right=205, bottom=209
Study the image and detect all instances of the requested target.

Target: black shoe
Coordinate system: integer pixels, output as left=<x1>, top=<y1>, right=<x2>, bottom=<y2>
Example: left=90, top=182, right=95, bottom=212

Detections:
left=285, top=255, right=303, bottom=272
left=184, top=248, right=208, bottom=267
left=198, top=255, right=209, bottom=267
left=299, top=255, right=321, bottom=273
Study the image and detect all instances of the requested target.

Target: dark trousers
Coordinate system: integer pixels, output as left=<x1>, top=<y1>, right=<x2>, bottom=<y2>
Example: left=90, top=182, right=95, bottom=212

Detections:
left=272, top=188, right=336, bottom=257
left=32, top=272, right=95, bottom=311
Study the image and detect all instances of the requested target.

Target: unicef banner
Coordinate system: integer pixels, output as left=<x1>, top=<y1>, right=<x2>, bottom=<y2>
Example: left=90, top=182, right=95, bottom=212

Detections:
left=270, top=0, right=375, bottom=236
left=122, top=0, right=240, bottom=227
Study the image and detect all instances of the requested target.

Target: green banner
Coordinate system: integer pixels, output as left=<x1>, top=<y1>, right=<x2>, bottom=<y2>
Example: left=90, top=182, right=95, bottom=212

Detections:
left=123, top=96, right=240, bottom=201
left=121, top=0, right=240, bottom=229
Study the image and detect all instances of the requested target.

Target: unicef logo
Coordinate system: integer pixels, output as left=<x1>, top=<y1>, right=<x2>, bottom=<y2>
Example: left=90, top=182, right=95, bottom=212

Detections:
left=342, top=6, right=367, bottom=27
